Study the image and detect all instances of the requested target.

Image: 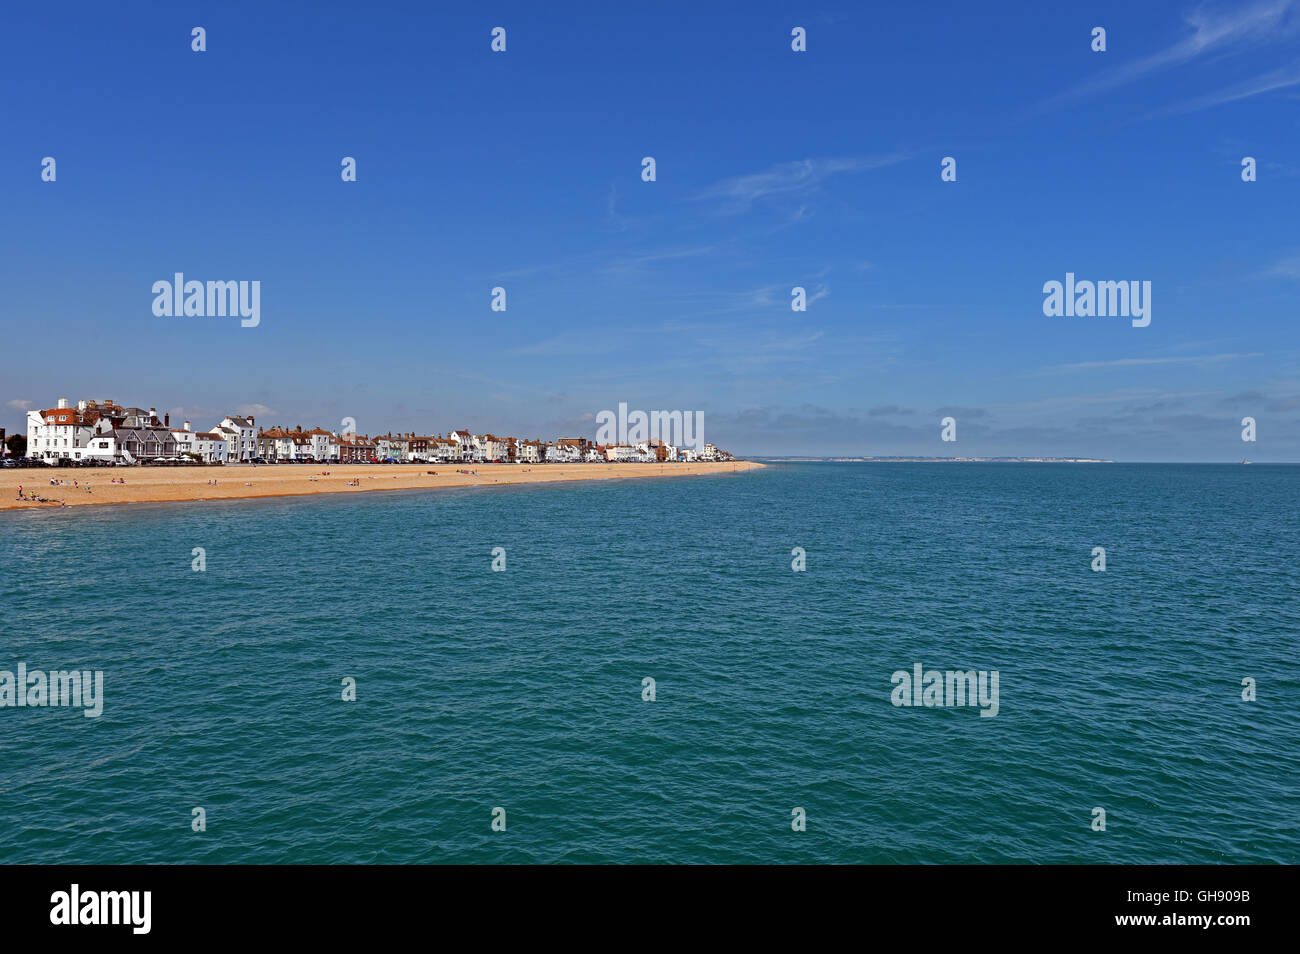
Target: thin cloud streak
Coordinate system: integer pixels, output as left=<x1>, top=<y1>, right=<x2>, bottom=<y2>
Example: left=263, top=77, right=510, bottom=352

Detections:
left=692, top=155, right=910, bottom=213
left=1042, top=352, right=1265, bottom=372
left=1146, top=62, right=1300, bottom=117
left=1027, top=0, right=1298, bottom=116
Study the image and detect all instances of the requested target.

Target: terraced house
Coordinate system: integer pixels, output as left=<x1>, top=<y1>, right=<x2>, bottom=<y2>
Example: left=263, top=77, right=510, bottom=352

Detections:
left=106, top=426, right=179, bottom=462
left=172, top=422, right=228, bottom=463
left=338, top=434, right=377, bottom=463
left=432, top=436, right=460, bottom=462
left=374, top=434, right=408, bottom=461
left=449, top=430, right=475, bottom=461
left=480, top=434, right=509, bottom=462
left=214, top=414, right=257, bottom=461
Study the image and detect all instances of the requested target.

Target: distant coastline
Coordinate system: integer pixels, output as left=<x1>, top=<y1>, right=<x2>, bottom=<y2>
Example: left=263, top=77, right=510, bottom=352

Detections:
left=757, top=456, right=1115, bottom=463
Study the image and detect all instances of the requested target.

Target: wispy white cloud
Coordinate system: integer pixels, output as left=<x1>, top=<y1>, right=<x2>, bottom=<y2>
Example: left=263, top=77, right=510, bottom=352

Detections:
left=509, top=330, right=623, bottom=358
left=236, top=403, right=276, bottom=418
left=690, top=281, right=829, bottom=314
left=693, top=155, right=909, bottom=213
left=1032, top=0, right=1299, bottom=114
left=1042, top=352, right=1264, bottom=372
left=603, top=245, right=716, bottom=271
left=755, top=330, right=825, bottom=353
left=605, top=181, right=630, bottom=233
left=694, top=328, right=828, bottom=374
left=6, top=399, right=33, bottom=411
left=1148, top=61, right=1300, bottom=117
left=1265, top=249, right=1300, bottom=278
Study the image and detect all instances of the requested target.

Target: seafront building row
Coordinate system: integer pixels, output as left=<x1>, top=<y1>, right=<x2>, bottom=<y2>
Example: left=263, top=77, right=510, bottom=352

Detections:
left=21, top=398, right=728, bottom=465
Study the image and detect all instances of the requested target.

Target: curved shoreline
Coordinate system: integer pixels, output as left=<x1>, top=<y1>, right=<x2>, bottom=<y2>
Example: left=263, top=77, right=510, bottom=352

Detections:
left=1, top=460, right=763, bottom=512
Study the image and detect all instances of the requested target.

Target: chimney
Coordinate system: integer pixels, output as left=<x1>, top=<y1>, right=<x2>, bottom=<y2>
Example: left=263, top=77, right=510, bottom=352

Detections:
left=57, top=397, right=69, bottom=409
left=248, top=416, right=254, bottom=426
left=164, top=412, right=170, bottom=427
left=183, top=421, right=191, bottom=431
left=78, top=400, right=88, bottom=412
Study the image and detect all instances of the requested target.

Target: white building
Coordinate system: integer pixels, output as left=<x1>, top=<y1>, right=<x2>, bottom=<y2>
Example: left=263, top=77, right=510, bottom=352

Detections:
left=82, top=433, right=119, bottom=462
left=172, top=422, right=229, bottom=463
left=273, top=435, right=298, bottom=460
left=313, top=429, right=339, bottom=462
left=256, top=428, right=299, bottom=461
left=24, top=397, right=132, bottom=463
left=215, top=415, right=257, bottom=461
left=27, top=400, right=95, bottom=463
left=448, top=430, right=478, bottom=461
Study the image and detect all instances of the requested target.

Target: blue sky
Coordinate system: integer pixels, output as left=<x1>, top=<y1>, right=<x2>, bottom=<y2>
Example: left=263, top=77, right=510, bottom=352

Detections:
left=2, top=0, right=1298, bottom=460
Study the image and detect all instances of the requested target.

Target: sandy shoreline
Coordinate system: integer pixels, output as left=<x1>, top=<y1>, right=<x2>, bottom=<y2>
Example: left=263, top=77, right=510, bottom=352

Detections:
left=1, top=460, right=763, bottom=512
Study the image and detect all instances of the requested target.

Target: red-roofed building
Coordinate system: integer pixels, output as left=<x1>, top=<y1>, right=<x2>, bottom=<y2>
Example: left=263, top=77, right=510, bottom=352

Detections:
left=26, top=397, right=128, bottom=463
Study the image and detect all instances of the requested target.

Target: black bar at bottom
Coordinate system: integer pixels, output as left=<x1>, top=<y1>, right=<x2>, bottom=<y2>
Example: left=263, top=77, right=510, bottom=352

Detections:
left=0, top=864, right=1276, bottom=939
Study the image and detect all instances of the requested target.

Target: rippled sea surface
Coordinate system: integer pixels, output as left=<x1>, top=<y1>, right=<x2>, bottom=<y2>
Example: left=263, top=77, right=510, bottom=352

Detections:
left=1, top=463, right=1296, bottom=864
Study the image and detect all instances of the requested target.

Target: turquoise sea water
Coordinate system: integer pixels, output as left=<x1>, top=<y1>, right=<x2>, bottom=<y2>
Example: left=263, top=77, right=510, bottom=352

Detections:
left=1, top=463, right=1296, bottom=864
